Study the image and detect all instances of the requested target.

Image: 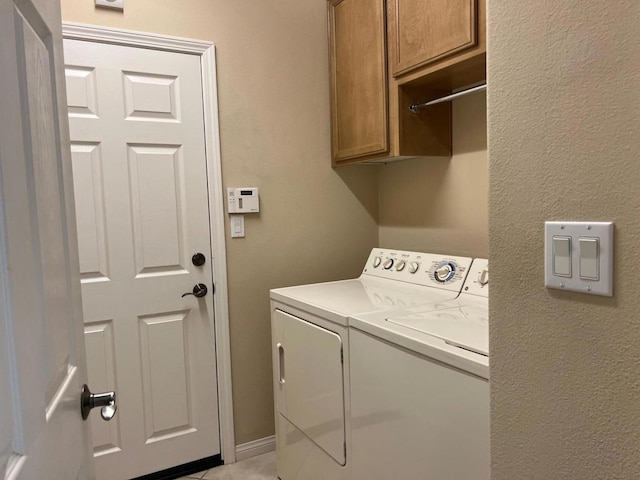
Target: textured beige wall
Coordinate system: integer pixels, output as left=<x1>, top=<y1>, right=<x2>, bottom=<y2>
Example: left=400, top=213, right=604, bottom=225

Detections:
left=378, top=92, right=488, bottom=258
left=489, top=1, right=640, bottom=478
left=60, top=0, right=378, bottom=445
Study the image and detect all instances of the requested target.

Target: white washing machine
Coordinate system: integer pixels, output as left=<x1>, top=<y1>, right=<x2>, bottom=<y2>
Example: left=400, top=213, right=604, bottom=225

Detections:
left=270, top=248, right=473, bottom=480
left=348, top=259, right=489, bottom=480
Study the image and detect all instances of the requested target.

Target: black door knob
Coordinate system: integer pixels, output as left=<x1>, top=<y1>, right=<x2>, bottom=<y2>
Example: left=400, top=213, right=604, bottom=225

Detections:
left=192, top=253, right=206, bottom=267
left=182, top=283, right=208, bottom=298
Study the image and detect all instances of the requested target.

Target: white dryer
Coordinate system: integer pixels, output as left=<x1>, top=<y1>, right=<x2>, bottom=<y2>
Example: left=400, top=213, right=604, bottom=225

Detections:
left=270, top=248, right=473, bottom=480
left=348, top=259, right=490, bottom=480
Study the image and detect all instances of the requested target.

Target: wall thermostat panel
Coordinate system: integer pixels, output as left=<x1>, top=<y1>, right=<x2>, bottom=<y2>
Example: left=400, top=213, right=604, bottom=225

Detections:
left=227, top=187, right=259, bottom=213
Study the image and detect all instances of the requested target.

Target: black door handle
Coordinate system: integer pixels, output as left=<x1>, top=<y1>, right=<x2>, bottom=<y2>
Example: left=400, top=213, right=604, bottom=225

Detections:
left=181, top=283, right=208, bottom=298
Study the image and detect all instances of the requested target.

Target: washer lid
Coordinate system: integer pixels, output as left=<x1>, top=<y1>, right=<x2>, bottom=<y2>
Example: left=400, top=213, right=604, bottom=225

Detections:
left=387, top=301, right=488, bottom=356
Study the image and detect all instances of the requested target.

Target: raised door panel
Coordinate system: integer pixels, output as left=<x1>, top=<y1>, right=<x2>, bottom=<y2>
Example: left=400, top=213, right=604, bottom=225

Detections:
left=70, top=143, right=110, bottom=283
left=329, top=0, right=388, bottom=163
left=390, top=0, right=478, bottom=76
left=127, top=144, right=188, bottom=278
left=123, top=71, right=180, bottom=122
left=84, top=321, right=121, bottom=456
left=66, top=66, right=99, bottom=118
left=138, top=311, right=194, bottom=443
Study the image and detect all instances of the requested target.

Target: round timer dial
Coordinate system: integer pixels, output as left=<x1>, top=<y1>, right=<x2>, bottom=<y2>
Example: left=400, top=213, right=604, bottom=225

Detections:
left=433, top=261, right=457, bottom=283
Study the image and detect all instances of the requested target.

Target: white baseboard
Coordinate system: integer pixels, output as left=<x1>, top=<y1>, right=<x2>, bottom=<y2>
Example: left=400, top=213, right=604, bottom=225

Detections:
left=235, top=435, right=276, bottom=462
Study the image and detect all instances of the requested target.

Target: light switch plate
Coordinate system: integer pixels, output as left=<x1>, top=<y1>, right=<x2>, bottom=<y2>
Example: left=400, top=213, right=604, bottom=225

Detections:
left=544, top=221, right=614, bottom=296
left=230, top=215, right=245, bottom=238
left=95, top=0, right=124, bottom=11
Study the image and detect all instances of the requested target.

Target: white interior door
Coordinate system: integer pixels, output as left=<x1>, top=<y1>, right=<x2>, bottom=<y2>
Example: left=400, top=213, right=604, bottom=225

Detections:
left=0, top=0, right=94, bottom=479
left=64, top=39, right=221, bottom=479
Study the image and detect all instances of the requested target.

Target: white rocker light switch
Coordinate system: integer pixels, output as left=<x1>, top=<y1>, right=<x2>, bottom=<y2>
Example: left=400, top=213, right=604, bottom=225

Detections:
left=552, top=236, right=572, bottom=277
left=579, top=237, right=599, bottom=280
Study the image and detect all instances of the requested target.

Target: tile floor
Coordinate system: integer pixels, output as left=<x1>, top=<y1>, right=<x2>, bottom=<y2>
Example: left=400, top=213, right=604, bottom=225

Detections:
left=179, top=451, right=276, bottom=479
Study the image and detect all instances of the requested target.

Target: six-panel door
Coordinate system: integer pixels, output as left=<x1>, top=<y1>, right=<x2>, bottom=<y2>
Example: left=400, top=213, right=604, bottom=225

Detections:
left=64, top=39, right=221, bottom=480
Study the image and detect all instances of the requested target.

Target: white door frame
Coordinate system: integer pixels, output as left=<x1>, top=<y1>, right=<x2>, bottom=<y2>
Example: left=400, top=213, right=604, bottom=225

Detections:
left=61, top=22, right=236, bottom=465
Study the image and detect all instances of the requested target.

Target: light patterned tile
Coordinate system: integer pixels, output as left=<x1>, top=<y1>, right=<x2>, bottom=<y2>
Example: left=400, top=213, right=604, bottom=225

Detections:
left=203, top=452, right=276, bottom=480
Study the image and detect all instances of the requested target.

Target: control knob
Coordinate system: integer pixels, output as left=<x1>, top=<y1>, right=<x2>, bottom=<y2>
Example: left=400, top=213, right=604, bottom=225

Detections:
left=434, top=262, right=456, bottom=283
left=408, top=261, right=420, bottom=274
left=373, top=256, right=382, bottom=268
left=382, top=259, right=394, bottom=270
left=478, top=268, right=489, bottom=287
left=395, top=260, right=406, bottom=272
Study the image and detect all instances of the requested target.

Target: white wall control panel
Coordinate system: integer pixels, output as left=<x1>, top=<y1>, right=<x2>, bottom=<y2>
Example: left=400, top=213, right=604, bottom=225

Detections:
left=95, top=0, right=124, bottom=10
left=544, top=221, right=614, bottom=296
left=227, top=187, right=259, bottom=213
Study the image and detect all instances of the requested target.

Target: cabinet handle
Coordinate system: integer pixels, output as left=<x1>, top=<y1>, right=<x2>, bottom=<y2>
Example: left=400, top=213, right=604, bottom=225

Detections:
left=277, top=343, right=285, bottom=385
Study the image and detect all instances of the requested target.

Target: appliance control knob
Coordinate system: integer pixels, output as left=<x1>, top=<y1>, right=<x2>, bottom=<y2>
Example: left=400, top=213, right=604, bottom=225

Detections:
left=395, top=260, right=406, bottom=271
left=478, top=268, right=489, bottom=286
left=434, top=263, right=455, bottom=283
left=373, top=256, right=382, bottom=268
left=383, top=259, right=394, bottom=270
left=408, top=262, right=420, bottom=274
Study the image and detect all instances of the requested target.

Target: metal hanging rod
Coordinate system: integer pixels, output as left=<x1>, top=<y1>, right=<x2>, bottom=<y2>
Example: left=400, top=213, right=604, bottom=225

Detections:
left=409, top=83, right=486, bottom=113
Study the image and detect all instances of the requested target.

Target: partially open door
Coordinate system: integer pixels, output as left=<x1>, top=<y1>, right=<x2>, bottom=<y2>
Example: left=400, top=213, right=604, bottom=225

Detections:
left=0, top=0, right=95, bottom=478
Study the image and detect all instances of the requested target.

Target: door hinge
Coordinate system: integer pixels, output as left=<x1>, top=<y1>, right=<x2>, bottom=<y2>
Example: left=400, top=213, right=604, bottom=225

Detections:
left=340, top=347, right=343, bottom=364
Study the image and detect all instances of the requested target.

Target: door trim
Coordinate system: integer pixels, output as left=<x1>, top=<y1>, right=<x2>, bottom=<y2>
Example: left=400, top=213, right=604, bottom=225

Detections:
left=61, top=22, right=236, bottom=464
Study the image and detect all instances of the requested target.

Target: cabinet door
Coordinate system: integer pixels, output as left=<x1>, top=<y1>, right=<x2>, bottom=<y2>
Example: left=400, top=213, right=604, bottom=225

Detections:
left=329, top=0, right=389, bottom=163
left=390, top=0, right=478, bottom=76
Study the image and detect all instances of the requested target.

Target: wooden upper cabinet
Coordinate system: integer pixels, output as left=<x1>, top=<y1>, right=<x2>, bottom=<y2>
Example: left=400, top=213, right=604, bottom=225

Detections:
left=327, top=0, right=485, bottom=166
left=389, top=0, right=478, bottom=77
left=329, top=0, right=389, bottom=164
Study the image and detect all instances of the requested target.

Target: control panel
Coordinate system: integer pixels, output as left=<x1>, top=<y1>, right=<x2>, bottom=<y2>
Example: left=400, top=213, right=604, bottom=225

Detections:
left=461, top=259, right=489, bottom=297
left=227, top=187, right=260, bottom=213
left=362, top=248, right=473, bottom=292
